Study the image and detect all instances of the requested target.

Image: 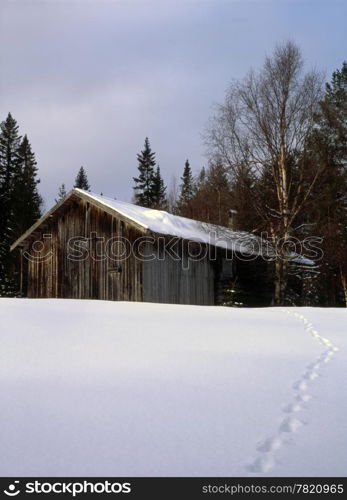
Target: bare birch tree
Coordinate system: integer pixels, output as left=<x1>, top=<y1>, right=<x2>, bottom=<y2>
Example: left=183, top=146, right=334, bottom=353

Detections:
left=205, top=41, right=324, bottom=304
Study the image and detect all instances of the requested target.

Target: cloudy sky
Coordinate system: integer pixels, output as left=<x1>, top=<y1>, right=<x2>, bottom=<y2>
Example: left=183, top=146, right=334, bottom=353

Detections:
left=1, top=0, right=346, bottom=209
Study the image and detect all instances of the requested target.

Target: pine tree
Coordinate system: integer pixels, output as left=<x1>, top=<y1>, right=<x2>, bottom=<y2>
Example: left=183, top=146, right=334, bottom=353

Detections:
left=55, top=183, right=67, bottom=203
left=74, top=166, right=91, bottom=191
left=133, top=137, right=156, bottom=207
left=177, top=159, right=194, bottom=215
left=0, top=114, right=43, bottom=296
left=308, top=62, right=347, bottom=305
left=174, top=165, right=206, bottom=218
left=152, top=166, right=167, bottom=209
left=0, top=113, right=21, bottom=296
left=12, top=135, right=42, bottom=238
left=0, top=113, right=20, bottom=189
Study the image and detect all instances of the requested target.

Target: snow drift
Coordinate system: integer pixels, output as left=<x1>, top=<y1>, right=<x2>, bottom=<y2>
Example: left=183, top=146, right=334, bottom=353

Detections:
left=0, top=299, right=346, bottom=476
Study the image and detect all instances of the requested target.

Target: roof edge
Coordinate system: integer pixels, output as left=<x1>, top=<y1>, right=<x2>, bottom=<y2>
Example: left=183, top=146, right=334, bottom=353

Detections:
left=10, top=188, right=148, bottom=251
left=10, top=189, right=76, bottom=251
left=10, top=189, right=315, bottom=266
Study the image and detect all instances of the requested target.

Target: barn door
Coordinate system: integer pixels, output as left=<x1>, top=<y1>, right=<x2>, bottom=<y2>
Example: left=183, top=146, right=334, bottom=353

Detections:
left=107, top=267, right=122, bottom=301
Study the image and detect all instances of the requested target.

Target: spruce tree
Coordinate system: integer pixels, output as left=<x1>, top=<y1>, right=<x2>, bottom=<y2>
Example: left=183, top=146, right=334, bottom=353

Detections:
left=74, top=166, right=91, bottom=191
left=152, top=166, right=167, bottom=209
left=133, top=137, right=156, bottom=207
left=12, top=135, right=42, bottom=237
left=0, top=113, right=21, bottom=296
left=0, top=114, right=43, bottom=296
left=177, top=159, right=194, bottom=214
left=309, top=62, right=347, bottom=305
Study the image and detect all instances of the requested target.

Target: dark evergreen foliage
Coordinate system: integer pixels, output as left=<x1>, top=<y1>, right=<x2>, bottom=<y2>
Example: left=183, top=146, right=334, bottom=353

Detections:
left=133, top=137, right=157, bottom=207
left=0, top=114, right=42, bottom=296
left=307, top=62, right=347, bottom=305
left=74, top=166, right=91, bottom=191
left=152, top=166, right=167, bottom=209
left=12, top=135, right=42, bottom=237
left=0, top=113, right=21, bottom=295
left=177, top=159, right=194, bottom=215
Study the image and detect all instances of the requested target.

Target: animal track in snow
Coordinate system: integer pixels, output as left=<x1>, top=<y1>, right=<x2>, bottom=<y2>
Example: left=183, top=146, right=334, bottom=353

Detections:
left=279, top=416, right=303, bottom=433
left=257, top=436, right=283, bottom=453
left=248, top=454, right=275, bottom=473
left=303, top=371, right=319, bottom=380
left=307, top=362, right=321, bottom=370
left=296, top=393, right=312, bottom=403
left=246, top=309, right=339, bottom=475
left=283, top=402, right=302, bottom=413
left=293, top=380, right=308, bottom=391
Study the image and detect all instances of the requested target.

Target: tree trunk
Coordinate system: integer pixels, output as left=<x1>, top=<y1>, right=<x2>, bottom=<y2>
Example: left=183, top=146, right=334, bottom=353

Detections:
left=274, top=258, right=282, bottom=305
left=273, top=145, right=290, bottom=306
left=274, top=254, right=289, bottom=306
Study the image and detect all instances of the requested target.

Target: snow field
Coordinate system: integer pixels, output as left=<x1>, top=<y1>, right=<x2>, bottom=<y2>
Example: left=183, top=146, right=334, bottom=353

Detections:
left=0, top=299, right=346, bottom=476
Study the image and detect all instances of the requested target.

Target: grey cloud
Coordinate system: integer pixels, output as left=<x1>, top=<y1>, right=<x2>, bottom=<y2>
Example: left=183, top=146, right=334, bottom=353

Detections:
left=1, top=0, right=346, bottom=208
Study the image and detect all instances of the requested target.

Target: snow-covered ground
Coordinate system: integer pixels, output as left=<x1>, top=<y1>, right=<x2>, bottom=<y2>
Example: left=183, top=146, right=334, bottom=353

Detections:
left=0, top=299, right=346, bottom=477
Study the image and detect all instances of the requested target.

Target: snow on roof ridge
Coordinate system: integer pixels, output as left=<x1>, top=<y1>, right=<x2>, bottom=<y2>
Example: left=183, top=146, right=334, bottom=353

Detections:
left=76, top=189, right=150, bottom=230
left=76, top=190, right=315, bottom=264
left=76, top=188, right=245, bottom=236
left=73, top=189, right=269, bottom=257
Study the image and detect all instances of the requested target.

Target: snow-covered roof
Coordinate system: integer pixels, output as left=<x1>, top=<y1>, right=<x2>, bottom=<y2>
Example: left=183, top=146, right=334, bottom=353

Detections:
left=11, top=188, right=313, bottom=264
left=79, top=190, right=267, bottom=256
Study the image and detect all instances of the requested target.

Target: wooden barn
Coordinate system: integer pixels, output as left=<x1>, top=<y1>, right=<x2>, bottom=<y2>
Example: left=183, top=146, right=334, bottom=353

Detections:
left=11, top=188, right=272, bottom=306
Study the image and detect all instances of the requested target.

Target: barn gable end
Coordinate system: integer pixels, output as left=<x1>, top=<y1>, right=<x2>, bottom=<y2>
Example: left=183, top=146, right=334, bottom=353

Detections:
left=16, top=196, right=145, bottom=301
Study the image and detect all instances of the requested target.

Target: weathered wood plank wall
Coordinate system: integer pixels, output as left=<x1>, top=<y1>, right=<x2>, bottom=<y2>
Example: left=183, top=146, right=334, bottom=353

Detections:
left=143, top=240, right=215, bottom=305
left=21, top=196, right=217, bottom=304
left=24, top=197, right=144, bottom=301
